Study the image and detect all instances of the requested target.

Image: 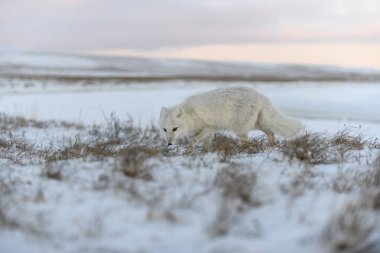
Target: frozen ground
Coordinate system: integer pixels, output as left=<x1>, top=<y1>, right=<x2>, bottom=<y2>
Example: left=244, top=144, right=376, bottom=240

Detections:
left=1, top=52, right=380, bottom=253
left=1, top=82, right=380, bottom=137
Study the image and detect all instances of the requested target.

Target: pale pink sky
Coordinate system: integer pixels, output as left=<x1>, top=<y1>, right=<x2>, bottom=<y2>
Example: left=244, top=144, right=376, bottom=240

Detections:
left=96, top=43, right=380, bottom=69
left=1, top=0, right=380, bottom=68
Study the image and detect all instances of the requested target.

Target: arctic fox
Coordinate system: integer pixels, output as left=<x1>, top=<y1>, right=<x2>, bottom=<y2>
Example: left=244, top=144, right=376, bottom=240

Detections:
left=159, top=87, right=304, bottom=146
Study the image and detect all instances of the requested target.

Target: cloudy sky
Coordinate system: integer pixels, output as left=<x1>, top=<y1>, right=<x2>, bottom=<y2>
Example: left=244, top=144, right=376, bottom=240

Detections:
left=1, top=0, right=380, bottom=67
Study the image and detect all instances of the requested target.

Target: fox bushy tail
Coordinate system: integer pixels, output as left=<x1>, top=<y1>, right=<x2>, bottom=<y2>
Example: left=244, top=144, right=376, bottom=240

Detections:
left=259, top=104, right=305, bottom=138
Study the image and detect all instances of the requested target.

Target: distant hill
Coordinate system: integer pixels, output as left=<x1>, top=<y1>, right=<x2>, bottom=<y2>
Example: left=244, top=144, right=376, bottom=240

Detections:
left=1, top=51, right=380, bottom=83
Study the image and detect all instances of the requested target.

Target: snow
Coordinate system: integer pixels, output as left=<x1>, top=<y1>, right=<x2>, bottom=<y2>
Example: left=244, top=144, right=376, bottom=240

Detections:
left=1, top=82, right=380, bottom=137
left=1, top=52, right=380, bottom=253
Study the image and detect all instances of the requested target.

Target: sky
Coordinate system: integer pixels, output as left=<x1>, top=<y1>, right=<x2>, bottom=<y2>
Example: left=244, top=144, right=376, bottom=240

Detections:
left=1, top=0, right=380, bottom=68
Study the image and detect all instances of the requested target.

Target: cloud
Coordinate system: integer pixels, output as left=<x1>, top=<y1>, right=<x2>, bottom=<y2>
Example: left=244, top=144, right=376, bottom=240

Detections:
left=0, top=0, right=379, bottom=51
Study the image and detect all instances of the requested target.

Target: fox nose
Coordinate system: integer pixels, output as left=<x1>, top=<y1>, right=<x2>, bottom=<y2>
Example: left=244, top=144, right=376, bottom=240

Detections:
left=168, top=142, right=172, bottom=146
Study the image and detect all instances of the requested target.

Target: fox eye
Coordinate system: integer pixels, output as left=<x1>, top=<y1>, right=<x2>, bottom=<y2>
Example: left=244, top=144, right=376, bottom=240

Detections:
left=163, top=128, right=167, bottom=132
left=172, top=127, right=178, bottom=132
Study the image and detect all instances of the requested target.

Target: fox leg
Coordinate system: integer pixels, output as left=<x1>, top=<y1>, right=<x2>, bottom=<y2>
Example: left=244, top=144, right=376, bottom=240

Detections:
left=256, top=111, right=276, bottom=145
left=237, top=133, right=249, bottom=142
left=190, top=127, right=214, bottom=147
left=264, top=130, right=276, bottom=145
left=201, top=133, right=214, bottom=149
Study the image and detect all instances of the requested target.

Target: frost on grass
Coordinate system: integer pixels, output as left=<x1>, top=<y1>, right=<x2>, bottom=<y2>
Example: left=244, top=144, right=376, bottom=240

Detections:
left=321, top=204, right=378, bottom=253
left=210, top=162, right=264, bottom=237
left=214, top=163, right=261, bottom=206
left=0, top=112, right=83, bottom=130
left=281, top=129, right=373, bottom=165
left=320, top=190, right=380, bottom=253
left=114, top=146, right=159, bottom=181
left=320, top=155, right=380, bottom=253
left=1, top=113, right=380, bottom=253
left=204, top=134, right=271, bottom=161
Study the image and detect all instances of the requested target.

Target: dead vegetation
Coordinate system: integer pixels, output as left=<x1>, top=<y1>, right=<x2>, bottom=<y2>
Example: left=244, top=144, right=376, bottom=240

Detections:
left=204, top=135, right=271, bottom=161
left=331, top=153, right=380, bottom=193
left=1, top=112, right=379, bottom=168
left=321, top=204, right=378, bottom=253
left=0, top=176, right=47, bottom=236
left=214, top=163, right=260, bottom=206
left=0, top=112, right=83, bottom=131
left=114, top=146, right=159, bottom=181
left=321, top=187, right=380, bottom=252
left=0, top=131, right=37, bottom=164
left=280, top=130, right=374, bottom=165
left=320, top=153, right=380, bottom=252
left=43, top=162, right=63, bottom=180
left=209, top=162, right=265, bottom=237
left=281, top=133, right=330, bottom=164
left=45, top=138, right=122, bottom=162
left=1, top=112, right=380, bottom=252
left=369, top=154, right=380, bottom=187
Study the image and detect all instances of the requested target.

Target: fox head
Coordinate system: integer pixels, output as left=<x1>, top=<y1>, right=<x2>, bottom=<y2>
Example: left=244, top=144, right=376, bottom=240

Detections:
left=159, top=106, right=187, bottom=146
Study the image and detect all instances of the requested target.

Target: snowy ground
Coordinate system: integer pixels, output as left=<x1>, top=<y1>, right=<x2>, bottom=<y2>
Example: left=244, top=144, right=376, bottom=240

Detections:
left=1, top=52, right=380, bottom=253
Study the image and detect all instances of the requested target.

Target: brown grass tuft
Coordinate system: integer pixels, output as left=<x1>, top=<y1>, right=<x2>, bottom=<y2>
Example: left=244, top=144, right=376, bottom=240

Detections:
left=0, top=131, right=36, bottom=164
left=281, top=133, right=330, bottom=165
left=0, top=113, right=83, bottom=130
left=321, top=204, right=378, bottom=253
left=42, top=163, right=63, bottom=180
left=206, top=135, right=240, bottom=161
left=45, top=138, right=122, bottom=162
left=204, top=135, right=271, bottom=161
left=214, top=163, right=260, bottom=206
left=372, top=154, right=380, bottom=187
left=331, top=129, right=367, bottom=150
left=115, top=146, right=159, bottom=180
left=280, top=129, right=375, bottom=165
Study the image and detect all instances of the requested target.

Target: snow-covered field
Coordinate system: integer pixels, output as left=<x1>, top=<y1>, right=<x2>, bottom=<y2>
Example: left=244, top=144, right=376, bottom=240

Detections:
left=1, top=52, right=380, bottom=253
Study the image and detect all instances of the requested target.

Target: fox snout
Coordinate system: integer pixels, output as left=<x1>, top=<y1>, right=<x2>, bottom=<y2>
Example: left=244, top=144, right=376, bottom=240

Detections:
left=166, top=137, right=173, bottom=146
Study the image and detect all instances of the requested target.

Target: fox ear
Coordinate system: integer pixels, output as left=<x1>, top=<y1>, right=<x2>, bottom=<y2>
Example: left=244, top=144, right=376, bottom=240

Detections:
left=160, top=107, right=168, bottom=116
left=176, top=107, right=184, bottom=118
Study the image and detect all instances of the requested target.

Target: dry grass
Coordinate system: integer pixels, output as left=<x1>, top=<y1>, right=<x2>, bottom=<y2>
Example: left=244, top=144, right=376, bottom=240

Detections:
left=205, top=135, right=240, bottom=161
left=1, top=113, right=380, bottom=252
left=0, top=113, right=83, bottom=130
left=0, top=131, right=37, bottom=164
left=358, top=190, right=380, bottom=212
left=321, top=155, right=380, bottom=253
left=209, top=199, right=237, bottom=237
left=209, top=162, right=264, bottom=237
left=44, top=138, right=118, bottom=162
left=1, top=113, right=379, bottom=169
left=371, top=154, right=380, bottom=187
left=279, top=166, right=317, bottom=198
left=0, top=177, right=42, bottom=232
left=203, top=134, right=271, bottom=161
left=42, top=162, right=63, bottom=180
left=330, top=152, right=380, bottom=195
left=114, top=146, right=159, bottom=181
left=210, top=162, right=263, bottom=237
left=103, top=112, right=137, bottom=140
left=214, top=162, right=260, bottom=206
left=281, top=133, right=331, bottom=165
left=321, top=204, right=377, bottom=253
left=331, top=129, right=367, bottom=150
left=280, top=130, right=375, bottom=165
left=146, top=208, right=177, bottom=223
left=201, top=129, right=377, bottom=165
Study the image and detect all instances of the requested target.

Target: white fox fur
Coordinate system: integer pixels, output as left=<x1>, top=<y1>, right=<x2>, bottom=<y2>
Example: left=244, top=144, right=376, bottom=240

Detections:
left=159, top=87, right=304, bottom=146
